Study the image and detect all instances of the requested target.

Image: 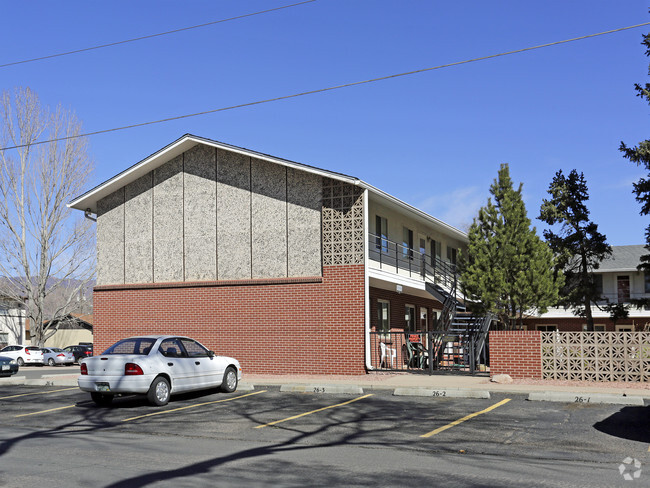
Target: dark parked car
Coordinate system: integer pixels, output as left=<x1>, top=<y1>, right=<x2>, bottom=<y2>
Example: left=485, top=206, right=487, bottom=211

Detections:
left=63, top=345, right=93, bottom=364
left=0, top=355, right=19, bottom=377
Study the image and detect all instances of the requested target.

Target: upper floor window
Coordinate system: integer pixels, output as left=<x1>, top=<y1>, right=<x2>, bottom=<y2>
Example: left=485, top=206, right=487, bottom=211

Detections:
left=645, top=272, right=650, bottom=293
left=431, top=239, right=441, bottom=265
left=593, top=274, right=603, bottom=297
left=447, top=246, right=457, bottom=265
left=402, top=227, right=413, bottom=259
left=375, top=216, right=389, bottom=254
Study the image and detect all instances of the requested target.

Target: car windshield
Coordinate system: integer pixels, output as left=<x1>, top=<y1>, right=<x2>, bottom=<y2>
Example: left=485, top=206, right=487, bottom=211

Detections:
left=103, top=338, right=156, bottom=355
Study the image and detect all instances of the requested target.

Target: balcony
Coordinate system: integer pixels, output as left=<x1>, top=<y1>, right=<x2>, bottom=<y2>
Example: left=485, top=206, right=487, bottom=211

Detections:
left=367, top=233, right=457, bottom=291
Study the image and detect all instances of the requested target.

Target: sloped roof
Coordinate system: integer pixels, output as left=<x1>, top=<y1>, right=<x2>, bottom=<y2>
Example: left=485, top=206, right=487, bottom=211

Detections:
left=68, top=134, right=467, bottom=241
left=597, top=245, right=646, bottom=272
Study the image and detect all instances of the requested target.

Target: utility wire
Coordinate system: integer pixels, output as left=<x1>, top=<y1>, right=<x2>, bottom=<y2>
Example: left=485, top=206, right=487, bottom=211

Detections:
left=1, top=20, right=649, bottom=152
left=0, top=0, right=317, bottom=69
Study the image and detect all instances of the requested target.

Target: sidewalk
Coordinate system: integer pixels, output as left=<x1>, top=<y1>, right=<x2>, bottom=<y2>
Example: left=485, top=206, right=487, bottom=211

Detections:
left=244, top=373, right=650, bottom=399
left=3, top=370, right=650, bottom=401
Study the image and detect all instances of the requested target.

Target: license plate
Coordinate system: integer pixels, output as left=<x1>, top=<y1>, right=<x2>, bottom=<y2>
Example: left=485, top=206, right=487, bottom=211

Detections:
left=1, top=365, right=9, bottom=371
left=96, top=383, right=110, bottom=392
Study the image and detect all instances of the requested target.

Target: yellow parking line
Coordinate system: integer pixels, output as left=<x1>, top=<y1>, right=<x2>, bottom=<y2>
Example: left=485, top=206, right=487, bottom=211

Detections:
left=122, top=390, right=267, bottom=422
left=0, top=387, right=78, bottom=400
left=420, top=398, right=511, bottom=438
left=255, top=393, right=374, bottom=429
left=15, top=405, right=77, bottom=417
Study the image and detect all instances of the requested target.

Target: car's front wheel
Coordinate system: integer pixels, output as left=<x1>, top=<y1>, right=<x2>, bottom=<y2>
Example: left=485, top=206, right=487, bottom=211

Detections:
left=147, top=376, right=170, bottom=406
left=91, top=392, right=113, bottom=407
left=220, top=366, right=238, bottom=393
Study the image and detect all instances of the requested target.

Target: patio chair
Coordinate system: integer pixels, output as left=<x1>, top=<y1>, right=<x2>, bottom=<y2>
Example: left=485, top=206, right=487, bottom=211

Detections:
left=379, top=342, right=396, bottom=368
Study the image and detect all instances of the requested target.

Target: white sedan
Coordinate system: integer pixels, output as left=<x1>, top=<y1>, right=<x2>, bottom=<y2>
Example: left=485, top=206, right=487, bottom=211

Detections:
left=78, top=335, right=242, bottom=406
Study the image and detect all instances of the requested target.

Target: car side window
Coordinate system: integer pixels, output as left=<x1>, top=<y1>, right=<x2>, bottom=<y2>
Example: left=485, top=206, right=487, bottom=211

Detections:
left=159, top=339, right=187, bottom=358
left=180, top=339, right=209, bottom=358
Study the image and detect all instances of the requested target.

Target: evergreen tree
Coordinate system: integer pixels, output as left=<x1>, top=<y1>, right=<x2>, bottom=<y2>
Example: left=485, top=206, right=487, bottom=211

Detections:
left=460, top=164, right=560, bottom=327
left=620, top=32, right=650, bottom=271
left=538, top=169, right=615, bottom=330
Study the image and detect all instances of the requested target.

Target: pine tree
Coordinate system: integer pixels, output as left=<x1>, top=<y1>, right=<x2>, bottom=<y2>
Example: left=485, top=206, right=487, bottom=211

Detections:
left=538, top=169, right=614, bottom=330
left=620, top=32, right=650, bottom=271
left=460, top=164, right=560, bottom=327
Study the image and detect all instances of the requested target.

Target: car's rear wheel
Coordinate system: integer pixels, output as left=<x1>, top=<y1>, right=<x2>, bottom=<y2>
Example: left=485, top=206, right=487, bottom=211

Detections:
left=16, top=357, right=24, bottom=367
left=48, top=358, right=55, bottom=366
left=91, top=392, right=113, bottom=407
left=147, top=376, right=170, bottom=406
left=220, top=366, right=238, bottom=393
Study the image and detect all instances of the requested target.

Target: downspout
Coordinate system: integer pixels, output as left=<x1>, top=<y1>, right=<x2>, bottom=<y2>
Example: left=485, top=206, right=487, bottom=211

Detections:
left=360, top=185, right=374, bottom=371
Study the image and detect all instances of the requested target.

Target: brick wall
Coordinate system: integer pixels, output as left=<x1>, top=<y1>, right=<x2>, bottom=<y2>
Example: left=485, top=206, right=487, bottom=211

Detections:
left=93, top=265, right=366, bottom=375
left=489, top=330, right=542, bottom=379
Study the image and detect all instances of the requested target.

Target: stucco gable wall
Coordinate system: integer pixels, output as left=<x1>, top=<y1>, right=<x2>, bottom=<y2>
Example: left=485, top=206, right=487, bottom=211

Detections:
left=95, top=144, right=324, bottom=285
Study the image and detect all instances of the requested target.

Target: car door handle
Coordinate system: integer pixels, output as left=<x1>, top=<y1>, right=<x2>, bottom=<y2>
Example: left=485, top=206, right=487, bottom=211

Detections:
left=168, top=363, right=174, bottom=367
left=195, top=361, right=200, bottom=365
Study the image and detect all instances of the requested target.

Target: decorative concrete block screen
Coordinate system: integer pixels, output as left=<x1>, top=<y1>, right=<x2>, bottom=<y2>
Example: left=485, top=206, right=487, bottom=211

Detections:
left=541, top=332, right=650, bottom=382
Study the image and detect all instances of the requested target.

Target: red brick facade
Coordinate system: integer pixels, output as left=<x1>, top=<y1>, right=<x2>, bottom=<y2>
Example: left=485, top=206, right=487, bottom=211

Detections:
left=93, top=265, right=366, bottom=375
left=369, top=287, right=442, bottom=332
left=489, top=330, right=542, bottom=379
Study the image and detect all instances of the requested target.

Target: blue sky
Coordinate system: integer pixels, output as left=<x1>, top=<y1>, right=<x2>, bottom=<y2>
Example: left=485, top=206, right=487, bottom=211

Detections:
left=2, top=0, right=649, bottom=244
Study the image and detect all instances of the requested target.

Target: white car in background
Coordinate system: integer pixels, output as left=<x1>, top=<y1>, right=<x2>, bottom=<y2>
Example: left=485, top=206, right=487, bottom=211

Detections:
left=0, top=345, right=44, bottom=366
left=78, top=335, right=242, bottom=406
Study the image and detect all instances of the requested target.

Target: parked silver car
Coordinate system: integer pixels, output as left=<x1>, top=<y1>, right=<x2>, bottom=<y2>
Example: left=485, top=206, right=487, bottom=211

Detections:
left=79, top=335, right=242, bottom=406
left=41, top=347, right=75, bottom=366
left=0, top=345, right=44, bottom=366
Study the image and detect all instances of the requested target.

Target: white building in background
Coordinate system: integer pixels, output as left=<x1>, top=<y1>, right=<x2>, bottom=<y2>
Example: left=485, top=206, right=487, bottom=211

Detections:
left=0, top=296, right=26, bottom=347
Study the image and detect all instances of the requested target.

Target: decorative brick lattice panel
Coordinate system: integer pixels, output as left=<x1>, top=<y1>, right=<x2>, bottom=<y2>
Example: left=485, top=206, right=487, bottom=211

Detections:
left=541, top=332, right=650, bottom=382
left=322, top=178, right=364, bottom=265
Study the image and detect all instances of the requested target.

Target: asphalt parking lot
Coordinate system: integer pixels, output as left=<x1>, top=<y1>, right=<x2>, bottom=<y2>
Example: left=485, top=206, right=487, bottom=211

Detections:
left=0, top=384, right=648, bottom=487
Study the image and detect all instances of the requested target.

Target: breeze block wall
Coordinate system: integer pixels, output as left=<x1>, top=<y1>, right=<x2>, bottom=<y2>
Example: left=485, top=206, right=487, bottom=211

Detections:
left=489, top=330, right=542, bottom=379
left=93, top=265, right=366, bottom=375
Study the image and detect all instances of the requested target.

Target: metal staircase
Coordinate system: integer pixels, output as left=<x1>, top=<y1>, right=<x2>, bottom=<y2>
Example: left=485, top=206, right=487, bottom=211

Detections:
left=423, top=257, right=492, bottom=371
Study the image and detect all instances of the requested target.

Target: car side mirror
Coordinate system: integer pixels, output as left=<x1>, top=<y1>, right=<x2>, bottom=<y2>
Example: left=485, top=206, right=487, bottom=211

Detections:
left=208, top=350, right=215, bottom=358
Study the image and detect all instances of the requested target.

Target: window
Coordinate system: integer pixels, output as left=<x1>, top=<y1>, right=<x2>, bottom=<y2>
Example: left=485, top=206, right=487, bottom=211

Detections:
left=405, top=304, right=416, bottom=331
left=447, top=246, right=457, bottom=265
left=159, top=339, right=187, bottom=358
left=377, top=300, right=390, bottom=333
left=180, top=338, right=210, bottom=357
left=0, top=333, right=8, bottom=344
left=402, top=227, right=413, bottom=259
left=582, top=324, right=606, bottom=331
left=431, top=239, right=441, bottom=265
left=645, top=272, right=650, bottom=293
left=593, top=274, right=603, bottom=297
left=615, top=324, right=634, bottom=332
left=536, top=325, right=557, bottom=332
left=375, top=216, right=388, bottom=254
left=617, top=276, right=630, bottom=303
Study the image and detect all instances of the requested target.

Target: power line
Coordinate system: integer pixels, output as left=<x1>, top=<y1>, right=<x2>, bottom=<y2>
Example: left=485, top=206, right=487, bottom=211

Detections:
left=0, top=0, right=317, bottom=69
left=2, top=20, right=649, bottom=152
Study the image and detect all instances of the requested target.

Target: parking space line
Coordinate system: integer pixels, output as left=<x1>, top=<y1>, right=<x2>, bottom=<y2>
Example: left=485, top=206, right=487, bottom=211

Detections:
left=122, top=390, right=267, bottom=422
left=420, top=398, right=511, bottom=438
left=15, top=404, right=78, bottom=417
left=0, top=387, right=78, bottom=400
left=255, top=393, right=374, bottom=429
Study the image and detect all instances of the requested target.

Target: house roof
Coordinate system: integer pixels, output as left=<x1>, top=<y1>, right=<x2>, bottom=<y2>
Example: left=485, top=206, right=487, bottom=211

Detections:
left=68, top=134, right=467, bottom=241
left=596, top=245, right=646, bottom=272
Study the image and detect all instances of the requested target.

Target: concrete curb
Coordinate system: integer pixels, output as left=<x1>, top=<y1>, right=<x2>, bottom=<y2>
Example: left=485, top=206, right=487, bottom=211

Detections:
left=279, top=384, right=364, bottom=395
left=528, top=391, right=645, bottom=405
left=393, top=387, right=491, bottom=399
